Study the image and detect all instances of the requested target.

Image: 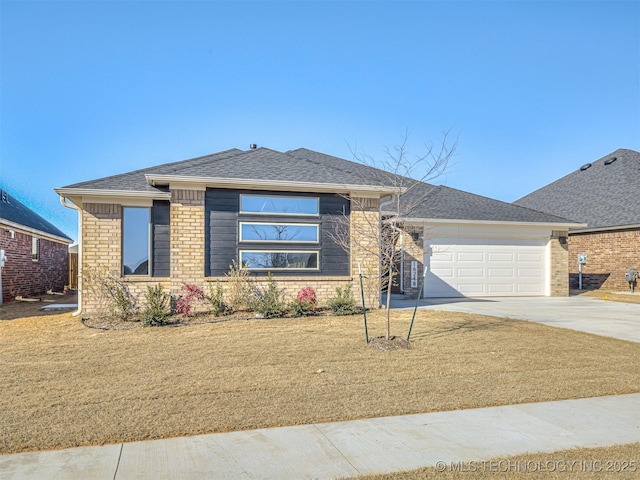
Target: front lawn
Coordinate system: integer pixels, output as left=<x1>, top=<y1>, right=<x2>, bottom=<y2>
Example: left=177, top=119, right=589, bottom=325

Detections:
left=1, top=309, right=639, bottom=454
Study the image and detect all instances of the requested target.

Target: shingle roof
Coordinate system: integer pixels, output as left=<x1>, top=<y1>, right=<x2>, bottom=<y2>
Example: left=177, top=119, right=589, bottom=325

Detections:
left=402, top=182, right=575, bottom=224
left=60, top=147, right=577, bottom=226
left=514, top=149, right=640, bottom=229
left=0, top=189, right=72, bottom=241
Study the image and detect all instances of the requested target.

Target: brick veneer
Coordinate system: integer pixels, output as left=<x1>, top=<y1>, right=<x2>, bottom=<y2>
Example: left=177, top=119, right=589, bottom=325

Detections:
left=349, top=197, right=381, bottom=308
left=78, top=191, right=382, bottom=315
left=568, top=228, right=640, bottom=291
left=550, top=230, right=569, bottom=296
left=0, top=227, right=68, bottom=300
left=401, top=226, right=424, bottom=299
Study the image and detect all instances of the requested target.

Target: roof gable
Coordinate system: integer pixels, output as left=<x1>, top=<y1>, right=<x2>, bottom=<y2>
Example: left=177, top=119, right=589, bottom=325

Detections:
left=514, top=149, right=640, bottom=229
left=0, top=189, right=72, bottom=242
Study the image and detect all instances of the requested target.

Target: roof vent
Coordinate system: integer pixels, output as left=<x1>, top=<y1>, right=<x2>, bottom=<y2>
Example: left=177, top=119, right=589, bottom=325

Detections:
left=580, top=163, right=592, bottom=171
left=604, top=156, right=617, bottom=165
left=249, top=144, right=257, bottom=150
left=1, top=191, right=8, bottom=203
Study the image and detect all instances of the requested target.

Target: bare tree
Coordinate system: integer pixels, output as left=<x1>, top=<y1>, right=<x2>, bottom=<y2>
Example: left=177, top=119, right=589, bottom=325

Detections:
left=330, top=130, right=457, bottom=340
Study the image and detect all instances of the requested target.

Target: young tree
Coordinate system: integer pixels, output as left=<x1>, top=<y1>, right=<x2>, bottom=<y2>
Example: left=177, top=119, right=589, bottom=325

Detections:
left=331, top=130, right=457, bottom=340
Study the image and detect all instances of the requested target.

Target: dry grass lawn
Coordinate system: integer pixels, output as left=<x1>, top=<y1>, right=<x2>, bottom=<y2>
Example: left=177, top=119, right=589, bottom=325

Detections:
left=1, top=307, right=639, bottom=454
left=572, top=289, right=640, bottom=305
left=347, top=443, right=640, bottom=479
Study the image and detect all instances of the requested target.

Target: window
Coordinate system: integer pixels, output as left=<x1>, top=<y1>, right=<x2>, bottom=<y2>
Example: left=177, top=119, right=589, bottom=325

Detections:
left=240, top=250, right=318, bottom=270
left=240, top=194, right=319, bottom=216
left=239, top=222, right=319, bottom=243
left=31, top=237, right=39, bottom=261
left=123, top=207, right=150, bottom=275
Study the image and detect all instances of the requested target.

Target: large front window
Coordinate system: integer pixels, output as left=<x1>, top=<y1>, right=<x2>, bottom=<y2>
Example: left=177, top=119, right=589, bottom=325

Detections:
left=239, top=222, right=319, bottom=243
left=240, top=250, right=319, bottom=270
left=240, top=194, right=319, bottom=216
left=123, top=207, right=150, bottom=275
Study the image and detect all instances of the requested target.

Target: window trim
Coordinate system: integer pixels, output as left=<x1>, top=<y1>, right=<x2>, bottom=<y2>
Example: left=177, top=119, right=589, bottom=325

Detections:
left=239, top=249, right=320, bottom=271
left=239, top=194, right=320, bottom=217
left=122, top=206, right=151, bottom=277
left=239, top=221, right=320, bottom=244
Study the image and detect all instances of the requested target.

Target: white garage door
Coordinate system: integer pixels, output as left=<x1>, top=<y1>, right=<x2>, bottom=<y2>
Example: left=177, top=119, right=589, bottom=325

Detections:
left=424, top=237, right=547, bottom=297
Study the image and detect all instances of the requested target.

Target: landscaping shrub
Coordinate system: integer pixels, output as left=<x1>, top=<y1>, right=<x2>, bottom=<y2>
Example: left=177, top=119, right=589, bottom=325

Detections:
left=109, top=282, right=138, bottom=321
left=206, top=280, right=230, bottom=316
left=225, top=260, right=253, bottom=311
left=81, top=264, right=136, bottom=320
left=175, top=284, right=205, bottom=316
left=250, top=273, right=287, bottom=318
left=141, top=284, right=171, bottom=326
left=327, top=284, right=360, bottom=316
left=289, top=286, right=317, bottom=317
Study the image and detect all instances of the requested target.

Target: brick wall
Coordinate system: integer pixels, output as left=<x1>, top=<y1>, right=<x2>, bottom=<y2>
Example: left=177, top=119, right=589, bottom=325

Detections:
left=400, top=226, right=424, bottom=299
left=170, top=189, right=206, bottom=297
left=549, top=230, right=569, bottom=296
left=349, top=196, right=381, bottom=308
left=0, top=227, right=68, bottom=300
left=568, top=228, right=640, bottom=291
left=81, top=203, right=122, bottom=315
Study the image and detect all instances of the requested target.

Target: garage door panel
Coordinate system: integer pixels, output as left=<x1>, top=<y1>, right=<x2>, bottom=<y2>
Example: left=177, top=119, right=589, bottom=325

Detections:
left=425, top=236, right=546, bottom=298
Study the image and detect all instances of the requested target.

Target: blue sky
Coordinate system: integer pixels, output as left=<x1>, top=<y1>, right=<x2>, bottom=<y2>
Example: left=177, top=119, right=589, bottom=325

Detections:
left=2, top=0, right=639, bottom=243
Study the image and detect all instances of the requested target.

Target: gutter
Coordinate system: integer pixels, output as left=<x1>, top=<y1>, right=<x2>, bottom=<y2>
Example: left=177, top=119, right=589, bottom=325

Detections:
left=59, top=196, right=83, bottom=317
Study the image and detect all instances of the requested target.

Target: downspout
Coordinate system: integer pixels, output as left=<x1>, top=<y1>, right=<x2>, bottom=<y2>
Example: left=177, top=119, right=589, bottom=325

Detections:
left=59, top=196, right=83, bottom=317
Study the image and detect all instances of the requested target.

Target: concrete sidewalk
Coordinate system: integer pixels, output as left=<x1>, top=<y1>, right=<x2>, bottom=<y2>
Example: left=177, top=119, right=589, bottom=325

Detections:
left=2, top=394, right=639, bottom=479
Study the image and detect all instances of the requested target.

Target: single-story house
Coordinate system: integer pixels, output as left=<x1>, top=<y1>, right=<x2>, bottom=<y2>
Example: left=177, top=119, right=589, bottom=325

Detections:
left=55, top=147, right=581, bottom=316
left=0, top=188, right=73, bottom=302
left=515, top=148, right=640, bottom=291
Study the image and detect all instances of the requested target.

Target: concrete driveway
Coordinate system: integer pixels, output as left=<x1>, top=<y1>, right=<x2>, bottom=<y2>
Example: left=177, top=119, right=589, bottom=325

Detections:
left=390, top=295, right=640, bottom=342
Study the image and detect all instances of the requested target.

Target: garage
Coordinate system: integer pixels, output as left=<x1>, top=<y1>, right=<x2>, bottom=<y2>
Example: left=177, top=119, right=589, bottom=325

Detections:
left=422, top=224, right=549, bottom=298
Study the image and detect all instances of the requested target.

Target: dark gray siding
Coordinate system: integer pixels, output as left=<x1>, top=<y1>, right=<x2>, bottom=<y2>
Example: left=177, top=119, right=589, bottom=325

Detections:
left=205, top=189, right=350, bottom=277
left=152, top=200, right=170, bottom=277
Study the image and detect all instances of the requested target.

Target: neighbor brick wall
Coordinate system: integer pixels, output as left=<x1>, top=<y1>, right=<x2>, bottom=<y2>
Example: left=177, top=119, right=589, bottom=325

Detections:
left=0, top=227, right=68, bottom=300
left=568, top=228, right=640, bottom=291
left=549, top=230, right=569, bottom=296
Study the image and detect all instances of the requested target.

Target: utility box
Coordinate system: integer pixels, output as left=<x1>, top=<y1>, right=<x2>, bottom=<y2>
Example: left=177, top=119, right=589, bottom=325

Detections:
left=626, top=268, right=638, bottom=293
left=578, top=254, right=587, bottom=265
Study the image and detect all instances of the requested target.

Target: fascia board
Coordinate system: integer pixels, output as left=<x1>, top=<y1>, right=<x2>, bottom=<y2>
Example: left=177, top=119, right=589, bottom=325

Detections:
left=55, top=188, right=171, bottom=202
left=0, top=218, right=73, bottom=245
left=397, top=216, right=587, bottom=230
left=144, top=174, right=398, bottom=196
left=569, top=223, right=640, bottom=234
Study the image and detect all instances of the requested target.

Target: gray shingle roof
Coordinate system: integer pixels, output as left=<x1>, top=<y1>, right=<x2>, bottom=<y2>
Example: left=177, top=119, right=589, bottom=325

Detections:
left=0, top=189, right=72, bottom=241
left=61, top=147, right=576, bottom=225
left=514, top=149, right=640, bottom=229
left=402, top=182, right=575, bottom=224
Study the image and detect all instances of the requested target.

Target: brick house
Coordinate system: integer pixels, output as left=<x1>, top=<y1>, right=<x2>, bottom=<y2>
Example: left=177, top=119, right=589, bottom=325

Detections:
left=0, top=189, right=73, bottom=302
left=515, top=148, right=640, bottom=291
left=56, top=147, right=579, bottom=316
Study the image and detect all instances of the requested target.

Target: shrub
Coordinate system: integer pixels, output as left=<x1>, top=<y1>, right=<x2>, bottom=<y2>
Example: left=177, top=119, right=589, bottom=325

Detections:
left=249, top=273, right=287, bottom=318
left=206, top=280, right=230, bottom=316
left=142, top=284, right=171, bottom=326
left=175, top=284, right=205, bottom=316
left=81, top=264, right=136, bottom=320
left=296, top=286, right=317, bottom=306
left=327, top=284, right=360, bottom=316
left=108, top=281, right=138, bottom=321
left=289, top=287, right=317, bottom=317
left=225, top=260, right=253, bottom=311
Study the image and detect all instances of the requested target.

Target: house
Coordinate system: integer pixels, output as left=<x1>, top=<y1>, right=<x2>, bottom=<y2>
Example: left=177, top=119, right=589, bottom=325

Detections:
left=55, top=147, right=580, bottom=316
left=515, top=148, right=640, bottom=291
left=0, top=188, right=73, bottom=302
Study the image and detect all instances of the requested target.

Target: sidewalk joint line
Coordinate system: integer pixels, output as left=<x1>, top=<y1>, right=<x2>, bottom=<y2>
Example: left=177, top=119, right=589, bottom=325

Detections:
left=112, top=443, right=123, bottom=480
left=313, top=424, right=362, bottom=476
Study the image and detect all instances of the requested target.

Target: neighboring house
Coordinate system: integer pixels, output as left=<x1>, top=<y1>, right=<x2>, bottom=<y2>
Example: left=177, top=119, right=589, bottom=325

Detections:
left=515, top=148, right=640, bottom=291
left=0, top=188, right=73, bottom=301
left=55, top=147, right=580, bottom=316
